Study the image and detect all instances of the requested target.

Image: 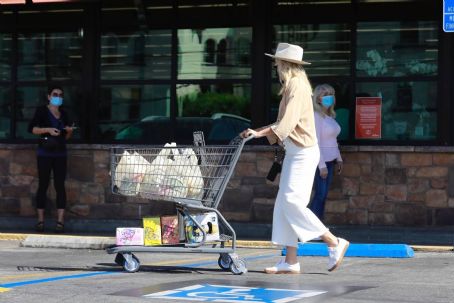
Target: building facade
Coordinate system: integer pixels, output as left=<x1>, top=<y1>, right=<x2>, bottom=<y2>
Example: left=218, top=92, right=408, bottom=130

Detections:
left=0, top=0, right=453, bottom=226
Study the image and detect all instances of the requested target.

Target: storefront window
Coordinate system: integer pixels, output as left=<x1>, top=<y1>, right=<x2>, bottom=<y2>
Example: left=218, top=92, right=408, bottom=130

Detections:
left=177, top=0, right=250, bottom=8
left=176, top=83, right=251, bottom=143
left=100, top=30, right=172, bottom=80
left=97, top=85, right=171, bottom=142
left=177, top=27, right=252, bottom=80
left=271, top=81, right=351, bottom=141
left=17, top=32, right=83, bottom=81
left=0, top=33, right=11, bottom=81
left=276, top=0, right=351, bottom=5
left=356, top=21, right=438, bottom=77
left=0, top=87, right=11, bottom=139
left=15, top=86, right=81, bottom=140
left=273, top=24, right=351, bottom=77
left=356, top=81, right=437, bottom=140
left=358, top=0, right=428, bottom=2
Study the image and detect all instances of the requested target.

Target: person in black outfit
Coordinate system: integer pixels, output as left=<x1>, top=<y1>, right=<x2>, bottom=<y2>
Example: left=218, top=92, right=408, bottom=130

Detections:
left=28, top=86, right=74, bottom=233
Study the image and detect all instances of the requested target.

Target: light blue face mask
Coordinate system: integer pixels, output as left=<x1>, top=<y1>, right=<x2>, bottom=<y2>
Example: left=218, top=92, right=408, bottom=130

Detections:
left=321, top=95, right=334, bottom=108
left=50, top=96, right=63, bottom=107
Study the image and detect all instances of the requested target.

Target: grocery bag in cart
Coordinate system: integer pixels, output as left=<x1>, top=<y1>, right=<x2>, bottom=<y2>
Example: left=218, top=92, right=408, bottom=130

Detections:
left=114, top=151, right=149, bottom=196
left=139, top=144, right=204, bottom=200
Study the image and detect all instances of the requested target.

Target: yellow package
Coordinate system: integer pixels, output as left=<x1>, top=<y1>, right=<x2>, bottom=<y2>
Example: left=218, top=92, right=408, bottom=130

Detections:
left=143, top=217, right=162, bottom=246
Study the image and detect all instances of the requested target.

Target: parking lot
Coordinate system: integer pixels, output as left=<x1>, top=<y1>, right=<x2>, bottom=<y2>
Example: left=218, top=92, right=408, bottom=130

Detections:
left=0, top=239, right=453, bottom=303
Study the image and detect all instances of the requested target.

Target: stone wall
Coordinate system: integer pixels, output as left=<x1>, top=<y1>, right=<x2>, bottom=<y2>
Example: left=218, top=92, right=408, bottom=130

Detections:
left=1, top=144, right=454, bottom=226
left=221, top=146, right=454, bottom=226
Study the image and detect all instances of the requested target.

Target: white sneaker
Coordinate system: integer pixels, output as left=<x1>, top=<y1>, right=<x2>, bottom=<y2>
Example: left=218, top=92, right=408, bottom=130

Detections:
left=264, top=260, right=300, bottom=274
left=327, top=238, right=349, bottom=272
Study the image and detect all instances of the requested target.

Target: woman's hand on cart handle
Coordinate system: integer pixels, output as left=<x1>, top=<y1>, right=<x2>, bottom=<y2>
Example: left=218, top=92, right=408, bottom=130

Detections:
left=240, top=128, right=258, bottom=139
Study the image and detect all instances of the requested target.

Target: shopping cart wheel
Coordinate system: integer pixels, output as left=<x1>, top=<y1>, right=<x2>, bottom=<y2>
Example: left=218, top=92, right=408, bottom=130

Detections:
left=229, top=258, right=247, bottom=275
left=218, top=254, right=232, bottom=270
left=122, top=253, right=140, bottom=273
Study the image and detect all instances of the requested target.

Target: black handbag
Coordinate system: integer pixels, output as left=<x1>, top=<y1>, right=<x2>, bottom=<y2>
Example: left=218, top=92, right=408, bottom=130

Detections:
left=39, top=136, right=62, bottom=152
left=266, top=147, right=285, bottom=182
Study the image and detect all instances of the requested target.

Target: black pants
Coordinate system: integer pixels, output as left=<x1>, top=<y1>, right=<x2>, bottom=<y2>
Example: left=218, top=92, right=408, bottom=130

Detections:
left=36, top=156, right=67, bottom=210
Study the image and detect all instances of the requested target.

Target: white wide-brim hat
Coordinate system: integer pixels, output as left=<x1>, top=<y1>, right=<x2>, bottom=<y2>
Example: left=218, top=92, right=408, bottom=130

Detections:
left=265, top=42, right=310, bottom=65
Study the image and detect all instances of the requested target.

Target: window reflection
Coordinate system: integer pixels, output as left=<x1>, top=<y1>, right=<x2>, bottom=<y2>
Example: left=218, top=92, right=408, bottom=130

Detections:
left=17, top=32, right=83, bottom=81
left=356, top=81, right=437, bottom=140
left=273, top=24, right=351, bottom=77
left=0, top=33, right=12, bottom=81
left=177, top=0, right=250, bottom=9
left=358, top=0, right=428, bottom=2
left=356, top=21, right=438, bottom=77
left=98, top=85, right=171, bottom=142
left=0, top=87, right=11, bottom=139
left=178, top=28, right=252, bottom=79
left=101, top=30, right=172, bottom=80
left=16, top=86, right=81, bottom=139
left=271, top=81, right=351, bottom=141
left=176, top=83, right=251, bottom=143
left=276, top=0, right=351, bottom=4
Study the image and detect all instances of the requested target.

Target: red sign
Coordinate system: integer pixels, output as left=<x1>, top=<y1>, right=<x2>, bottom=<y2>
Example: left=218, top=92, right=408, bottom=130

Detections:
left=355, top=97, right=382, bottom=139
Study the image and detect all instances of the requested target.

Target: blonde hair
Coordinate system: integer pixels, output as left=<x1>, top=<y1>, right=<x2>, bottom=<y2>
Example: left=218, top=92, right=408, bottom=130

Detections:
left=313, top=83, right=336, bottom=118
left=276, top=59, right=312, bottom=96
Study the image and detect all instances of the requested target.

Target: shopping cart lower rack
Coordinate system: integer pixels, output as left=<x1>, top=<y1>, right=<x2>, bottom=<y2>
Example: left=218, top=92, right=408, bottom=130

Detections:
left=106, top=133, right=254, bottom=275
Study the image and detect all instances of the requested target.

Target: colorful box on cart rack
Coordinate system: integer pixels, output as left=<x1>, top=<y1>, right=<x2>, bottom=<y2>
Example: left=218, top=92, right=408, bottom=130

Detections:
left=116, top=227, right=144, bottom=246
left=185, top=212, right=220, bottom=243
left=143, top=217, right=162, bottom=245
left=161, top=215, right=180, bottom=244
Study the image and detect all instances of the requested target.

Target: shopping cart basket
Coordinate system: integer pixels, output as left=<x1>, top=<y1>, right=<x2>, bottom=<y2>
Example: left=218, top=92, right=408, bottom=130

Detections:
left=106, top=133, right=254, bottom=275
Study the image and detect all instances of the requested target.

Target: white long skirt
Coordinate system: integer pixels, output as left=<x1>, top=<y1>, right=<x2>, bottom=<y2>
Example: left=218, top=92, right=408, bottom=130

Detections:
left=271, top=138, right=329, bottom=247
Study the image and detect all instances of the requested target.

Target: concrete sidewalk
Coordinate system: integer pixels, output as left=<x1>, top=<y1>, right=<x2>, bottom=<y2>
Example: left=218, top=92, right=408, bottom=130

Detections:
left=0, top=232, right=452, bottom=252
left=0, top=231, right=452, bottom=253
left=0, top=217, right=453, bottom=252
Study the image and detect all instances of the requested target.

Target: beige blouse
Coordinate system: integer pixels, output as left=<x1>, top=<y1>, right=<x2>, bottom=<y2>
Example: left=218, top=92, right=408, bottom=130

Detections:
left=266, top=76, right=318, bottom=147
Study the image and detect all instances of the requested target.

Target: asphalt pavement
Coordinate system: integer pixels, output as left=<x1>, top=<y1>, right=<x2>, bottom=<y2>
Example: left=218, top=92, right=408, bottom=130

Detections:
left=0, top=239, right=453, bottom=303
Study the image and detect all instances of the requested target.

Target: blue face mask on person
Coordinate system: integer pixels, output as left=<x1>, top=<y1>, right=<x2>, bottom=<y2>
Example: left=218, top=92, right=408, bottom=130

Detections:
left=321, top=95, right=334, bottom=108
left=50, top=96, right=63, bottom=107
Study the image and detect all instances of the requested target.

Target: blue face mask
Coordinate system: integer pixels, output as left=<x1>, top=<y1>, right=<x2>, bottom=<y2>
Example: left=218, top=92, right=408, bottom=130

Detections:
left=321, top=95, right=334, bottom=108
left=50, top=96, right=63, bottom=107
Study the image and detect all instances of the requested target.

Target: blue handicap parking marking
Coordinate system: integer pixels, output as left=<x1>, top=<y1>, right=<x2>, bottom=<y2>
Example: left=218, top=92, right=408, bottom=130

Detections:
left=144, top=284, right=326, bottom=303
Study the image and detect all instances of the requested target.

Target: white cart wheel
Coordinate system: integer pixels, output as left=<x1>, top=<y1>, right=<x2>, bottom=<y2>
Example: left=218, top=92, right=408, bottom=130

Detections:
left=123, top=253, right=140, bottom=273
left=229, top=258, right=247, bottom=275
left=218, top=254, right=231, bottom=270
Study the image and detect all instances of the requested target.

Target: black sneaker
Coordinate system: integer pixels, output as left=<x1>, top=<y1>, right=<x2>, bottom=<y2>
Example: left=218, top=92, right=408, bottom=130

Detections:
left=35, top=222, right=44, bottom=233
left=54, top=222, right=65, bottom=233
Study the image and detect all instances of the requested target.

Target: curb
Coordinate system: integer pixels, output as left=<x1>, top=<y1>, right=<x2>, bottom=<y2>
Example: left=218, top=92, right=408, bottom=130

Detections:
left=411, top=245, right=453, bottom=252
left=1, top=233, right=452, bottom=252
left=0, top=233, right=27, bottom=241
left=236, top=240, right=277, bottom=248
left=21, top=234, right=115, bottom=250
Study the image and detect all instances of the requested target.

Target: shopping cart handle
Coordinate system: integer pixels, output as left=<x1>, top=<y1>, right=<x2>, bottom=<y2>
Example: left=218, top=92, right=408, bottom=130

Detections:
left=243, top=134, right=256, bottom=143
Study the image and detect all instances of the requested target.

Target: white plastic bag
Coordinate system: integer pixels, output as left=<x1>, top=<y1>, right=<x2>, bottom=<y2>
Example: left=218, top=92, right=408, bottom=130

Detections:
left=141, top=143, right=188, bottom=199
left=115, top=151, right=149, bottom=196
left=174, top=148, right=204, bottom=199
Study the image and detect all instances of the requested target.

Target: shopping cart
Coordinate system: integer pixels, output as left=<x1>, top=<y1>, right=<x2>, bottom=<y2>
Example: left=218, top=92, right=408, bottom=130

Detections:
left=106, top=133, right=254, bottom=275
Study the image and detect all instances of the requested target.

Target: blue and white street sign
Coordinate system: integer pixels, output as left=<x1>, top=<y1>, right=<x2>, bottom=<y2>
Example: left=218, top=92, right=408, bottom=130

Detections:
left=444, top=0, right=454, bottom=32
left=144, top=284, right=327, bottom=303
